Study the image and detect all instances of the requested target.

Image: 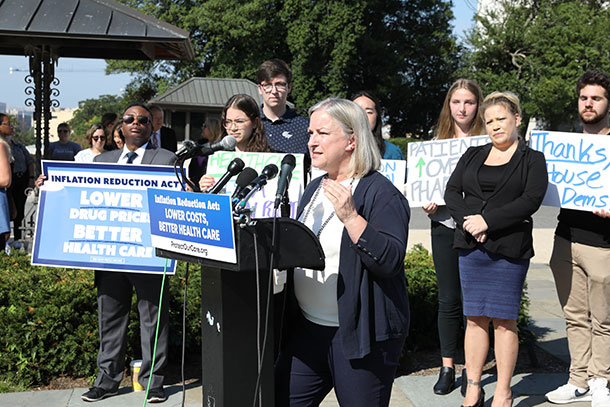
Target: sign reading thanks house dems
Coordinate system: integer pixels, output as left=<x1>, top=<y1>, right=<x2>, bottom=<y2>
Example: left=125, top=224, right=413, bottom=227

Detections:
left=406, top=136, right=490, bottom=206
left=530, top=131, right=610, bottom=211
left=148, top=189, right=236, bottom=263
left=32, top=161, right=181, bottom=274
left=205, top=151, right=305, bottom=218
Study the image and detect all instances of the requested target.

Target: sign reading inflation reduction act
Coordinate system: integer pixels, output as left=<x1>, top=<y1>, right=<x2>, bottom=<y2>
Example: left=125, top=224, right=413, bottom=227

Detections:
left=32, top=161, right=180, bottom=274
left=148, top=189, right=237, bottom=264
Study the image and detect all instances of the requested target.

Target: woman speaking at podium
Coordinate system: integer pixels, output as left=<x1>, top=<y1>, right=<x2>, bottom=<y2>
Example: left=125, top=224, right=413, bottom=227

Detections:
left=275, top=98, right=411, bottom=407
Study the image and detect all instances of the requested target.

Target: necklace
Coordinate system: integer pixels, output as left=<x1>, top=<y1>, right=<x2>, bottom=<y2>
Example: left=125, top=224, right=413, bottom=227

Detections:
left=301, top=176, right=355, bottom=238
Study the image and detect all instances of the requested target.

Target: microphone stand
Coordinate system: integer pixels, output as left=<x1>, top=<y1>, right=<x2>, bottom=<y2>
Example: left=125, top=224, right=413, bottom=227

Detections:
left=279, top=190, right=291, bottom=218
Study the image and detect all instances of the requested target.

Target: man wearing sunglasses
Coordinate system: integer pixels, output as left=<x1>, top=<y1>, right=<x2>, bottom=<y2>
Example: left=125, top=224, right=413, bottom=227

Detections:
left=81, top=103, right=176, bottom=404
left=257, top=58, right=310, bottom=156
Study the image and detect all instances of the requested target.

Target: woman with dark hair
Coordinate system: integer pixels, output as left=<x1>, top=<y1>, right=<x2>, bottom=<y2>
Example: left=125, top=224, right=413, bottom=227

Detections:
left=445, top=91, right=547, bottom=407
left=198, top=94, right=272, bottom=190
left=75, top=123, right=106, bottom=162
left=423, top=79, right=486, bottom=396
left=112, top=122, right=125, bottom=150
left=101, top=112, right=119, bottom=151
left=351, top=91, right=404, bottom=160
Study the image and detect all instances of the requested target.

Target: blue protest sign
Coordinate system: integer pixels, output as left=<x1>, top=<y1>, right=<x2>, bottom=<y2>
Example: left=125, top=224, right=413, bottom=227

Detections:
left=32, top=161, right=181, bottom=274
left=530, top=131, right=610, bottom=211
left=148, top=189, right=236, bottom=263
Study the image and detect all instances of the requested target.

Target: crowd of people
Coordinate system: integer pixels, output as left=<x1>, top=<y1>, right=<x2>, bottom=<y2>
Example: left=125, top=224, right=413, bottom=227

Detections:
left=6, top=58, right=610, bottom=407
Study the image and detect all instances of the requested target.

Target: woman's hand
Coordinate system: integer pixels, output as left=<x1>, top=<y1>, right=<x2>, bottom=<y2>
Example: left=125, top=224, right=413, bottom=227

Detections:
left=422, top=202, right=438, bottom=214
left=198, top=175, right=215, bottom=192
left=472, top=231, right=487, bottom=243
left=463, top=214, right=488, bottom=236
left=323, top=178, right=366, bottom=243
left=34, top=174, right=46, bottom=189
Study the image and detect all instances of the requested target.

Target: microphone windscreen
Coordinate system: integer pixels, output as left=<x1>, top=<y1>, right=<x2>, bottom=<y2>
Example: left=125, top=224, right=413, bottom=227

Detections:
left=282, top=154, right=296, bottom=168
left=221, top=136, right=237, bottom=150
left=236, top=167, right=258, bottom=188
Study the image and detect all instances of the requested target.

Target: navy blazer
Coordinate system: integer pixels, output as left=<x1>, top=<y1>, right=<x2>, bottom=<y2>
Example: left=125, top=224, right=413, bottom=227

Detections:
left=291, top=171, right=411, bottom=359
left=444, top=139, right=548, bottom=259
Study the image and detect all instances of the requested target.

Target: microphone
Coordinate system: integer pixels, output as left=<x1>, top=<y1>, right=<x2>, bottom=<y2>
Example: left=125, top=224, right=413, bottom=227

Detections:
left=231, top=167, right=258, bottom=203
left=273, top=154, right=296, bottom=209
left=175, top=139, right=198, bottom=157
left=235, top=164, right=279, bottom=206
left=206, top=157, right=245, bottom=194
left=192, top=136, right=237, bottom=157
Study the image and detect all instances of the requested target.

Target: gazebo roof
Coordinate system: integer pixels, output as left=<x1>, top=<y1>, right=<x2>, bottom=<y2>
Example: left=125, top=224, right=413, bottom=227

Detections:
left=150, top=77, right=264, bottom=110
left=0, top=0, right=193, bottom=60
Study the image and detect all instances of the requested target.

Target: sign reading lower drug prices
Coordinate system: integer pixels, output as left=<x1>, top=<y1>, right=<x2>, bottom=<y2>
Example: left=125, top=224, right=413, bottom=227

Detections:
left=406, top=135, right=490, bottom=206
left=148, top=189, right=236, bottom=264
left=32, top=161, right=181, bottom=274
left=530, top=131, right=610, bottom=211
left=205, top=151, right=305, bottom=218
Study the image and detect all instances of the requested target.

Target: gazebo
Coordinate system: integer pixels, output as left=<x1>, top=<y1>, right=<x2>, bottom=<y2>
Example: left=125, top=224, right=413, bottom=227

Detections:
left=0, top=0, right=194, bottom=171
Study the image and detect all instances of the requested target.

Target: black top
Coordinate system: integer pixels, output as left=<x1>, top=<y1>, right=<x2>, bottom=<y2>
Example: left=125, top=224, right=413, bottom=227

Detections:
left=444, top=139, right=548, bottom=259
left=478, top=163, right=508, bottom=199
left=555, top=208, right=610, bottom=248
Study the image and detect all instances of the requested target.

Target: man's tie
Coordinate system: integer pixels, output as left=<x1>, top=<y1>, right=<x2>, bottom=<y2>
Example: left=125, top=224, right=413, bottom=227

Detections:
left=126, top=151, right=138, bottom=164
left=151, top=131, right=159, bottom=149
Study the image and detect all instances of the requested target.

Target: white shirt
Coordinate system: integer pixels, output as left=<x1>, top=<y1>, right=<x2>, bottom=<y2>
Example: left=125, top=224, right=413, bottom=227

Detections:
left=118, top=143, right=149, bottom=165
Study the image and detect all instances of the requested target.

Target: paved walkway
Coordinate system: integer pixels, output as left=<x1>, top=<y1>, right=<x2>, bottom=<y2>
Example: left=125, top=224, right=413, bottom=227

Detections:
left=1, top=223, right=577, bottom=407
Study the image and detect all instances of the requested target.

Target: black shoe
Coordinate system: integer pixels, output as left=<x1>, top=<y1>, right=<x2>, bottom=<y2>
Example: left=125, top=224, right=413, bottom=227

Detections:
left=81, top=386, right=118, bottom=402
left=461, top=368, right=467, bottom=397
left=433, top=366, right=456, bottom=395
left=461, top=388, right=485, bottom=407
left=147, top=387, right=167, bottom=403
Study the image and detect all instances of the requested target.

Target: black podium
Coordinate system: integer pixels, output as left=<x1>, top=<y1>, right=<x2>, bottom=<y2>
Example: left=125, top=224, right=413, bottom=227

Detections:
left=157, top=217, right=324, bottom=407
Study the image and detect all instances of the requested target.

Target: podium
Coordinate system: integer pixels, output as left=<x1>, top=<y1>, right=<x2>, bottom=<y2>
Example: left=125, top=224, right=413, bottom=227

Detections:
left=157, top=217, right=325, bottom=407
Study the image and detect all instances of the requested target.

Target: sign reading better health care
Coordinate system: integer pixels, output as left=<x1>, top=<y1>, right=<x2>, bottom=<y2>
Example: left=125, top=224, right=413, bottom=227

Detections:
left=32, top=161, right=181, bottom=274
left=204, top=151, right=305, bottom=218
left=530, top=131, right=610, bottom=211
left=148, top=189, right=237, bottom=263
left=406, top=135, right=490, bottom=206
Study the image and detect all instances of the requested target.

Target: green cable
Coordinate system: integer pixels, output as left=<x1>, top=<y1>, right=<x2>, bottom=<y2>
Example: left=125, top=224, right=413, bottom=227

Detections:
left=142, top=258, right=169, bottom=407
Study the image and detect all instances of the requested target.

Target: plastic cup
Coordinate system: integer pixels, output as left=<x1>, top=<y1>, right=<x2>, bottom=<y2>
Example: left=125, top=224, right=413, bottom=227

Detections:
left=130, top=360, right=144, bottom=391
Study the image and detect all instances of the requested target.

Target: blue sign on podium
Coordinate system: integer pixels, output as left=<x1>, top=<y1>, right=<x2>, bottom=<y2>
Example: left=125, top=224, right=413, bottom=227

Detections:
left=147, top=189, right=237, bottom=264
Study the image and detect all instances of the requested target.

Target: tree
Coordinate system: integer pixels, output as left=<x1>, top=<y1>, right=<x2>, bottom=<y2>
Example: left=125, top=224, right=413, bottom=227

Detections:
left=106, top=0, right=459, bottom=136
left=462, top=0, right=610, bottom=130
left=68, top=95, right=127, bottom=146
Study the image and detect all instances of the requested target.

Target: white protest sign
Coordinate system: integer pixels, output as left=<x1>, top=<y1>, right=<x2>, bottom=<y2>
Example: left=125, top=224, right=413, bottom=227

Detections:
left=529, top=130, right=610, bottom=211
left=311, top=159, right=406, bottom=190
left=204, top=151, right=305, bottom=218
left=406, top=136, right=490, bottom=206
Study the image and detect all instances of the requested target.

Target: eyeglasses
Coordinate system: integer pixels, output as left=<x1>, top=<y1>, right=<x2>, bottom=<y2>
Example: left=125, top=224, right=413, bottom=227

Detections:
left=259, top=81, right=288, bottom=93
left=223, top=119, right=250, bottom=129
left=92, top=136, right=106, bottom=142
left=123, top=115, right=150, bottom=125
left=0, top=122, right=12, bottom=127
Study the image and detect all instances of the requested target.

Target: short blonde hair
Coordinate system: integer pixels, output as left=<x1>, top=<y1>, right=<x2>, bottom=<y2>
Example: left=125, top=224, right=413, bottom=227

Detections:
left=482, top=91, right=521, bottom=117
left=308, top=98, right=381, bottom=178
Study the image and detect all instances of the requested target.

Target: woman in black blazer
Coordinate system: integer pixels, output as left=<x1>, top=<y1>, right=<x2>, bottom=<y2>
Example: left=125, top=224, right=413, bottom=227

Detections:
left=444, top=91, right=548, bottom=407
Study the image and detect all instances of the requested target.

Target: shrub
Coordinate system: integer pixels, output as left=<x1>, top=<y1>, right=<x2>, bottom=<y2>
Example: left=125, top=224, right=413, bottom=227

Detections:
left=0, top=253, right=202, bottom=389
left=387, top=137, right=420, bottom=160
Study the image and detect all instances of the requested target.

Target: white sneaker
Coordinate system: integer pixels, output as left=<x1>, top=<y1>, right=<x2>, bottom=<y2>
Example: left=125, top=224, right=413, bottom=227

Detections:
left=589, top=378, right=610, bottom=407
left=545, top=382, right=591, bottom=404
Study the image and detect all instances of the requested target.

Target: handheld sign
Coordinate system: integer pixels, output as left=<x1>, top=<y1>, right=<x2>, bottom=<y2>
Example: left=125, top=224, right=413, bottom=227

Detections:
left=204, top=151, right=305, bottom=218
left=32, top=161, right=180, bottom=274
left=530, top=130, right=610, bottom=211
left=148, top=189, right=237, bottom=264
left=311, top=159, right=406, bottom=190
left=406, top=136, right=489, bottom=206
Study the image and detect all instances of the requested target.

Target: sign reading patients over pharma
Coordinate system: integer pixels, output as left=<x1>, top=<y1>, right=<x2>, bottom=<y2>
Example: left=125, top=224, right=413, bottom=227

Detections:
left=148, top=189, right=236, bottom=264
left=311, top=159, right=406, bottom=190
left=530, top=131, right=610, bottom=211
left=205, top=151, right=305, bottom=218
left=32, top=161, right=181, bottom=274
left=406, top=136, right=490, bottom=206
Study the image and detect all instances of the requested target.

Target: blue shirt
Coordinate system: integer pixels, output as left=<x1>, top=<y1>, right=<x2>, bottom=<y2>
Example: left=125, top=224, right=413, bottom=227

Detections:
left=261, top=106, right=310, bottom=155
left=383, top=140, right=405, bottom=160
left=48, top=141, right=82, bottom=161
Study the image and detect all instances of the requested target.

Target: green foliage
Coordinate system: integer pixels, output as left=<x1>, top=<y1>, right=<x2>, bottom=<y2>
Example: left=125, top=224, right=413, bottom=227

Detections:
left=387, top=137, right=420, bottom=161
left=105, top=0, right=459, bottom=136
left=69, top=95, right=127, bottom=147
left=0, top=254, right=202, bottom=388
left=462, top=0, right=610, bottom=129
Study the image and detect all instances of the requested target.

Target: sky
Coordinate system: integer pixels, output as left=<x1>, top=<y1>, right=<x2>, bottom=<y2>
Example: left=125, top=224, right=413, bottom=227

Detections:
left=0, top=1, right=477, bottom=111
